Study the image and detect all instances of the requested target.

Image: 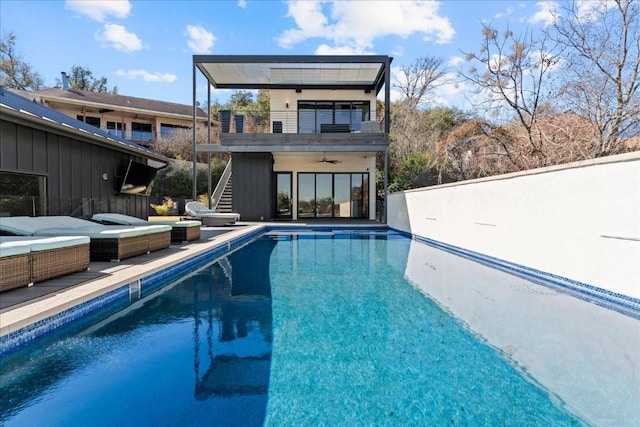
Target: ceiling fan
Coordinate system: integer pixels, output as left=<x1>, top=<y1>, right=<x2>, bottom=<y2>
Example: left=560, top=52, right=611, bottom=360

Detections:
left=318, top=152, right=341, bottom=164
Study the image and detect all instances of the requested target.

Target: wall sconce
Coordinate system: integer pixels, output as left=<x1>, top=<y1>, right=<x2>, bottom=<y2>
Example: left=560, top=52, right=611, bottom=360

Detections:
left=102, top=173, right=109, bottom=181
left=285, top=102, right=289, bottom=109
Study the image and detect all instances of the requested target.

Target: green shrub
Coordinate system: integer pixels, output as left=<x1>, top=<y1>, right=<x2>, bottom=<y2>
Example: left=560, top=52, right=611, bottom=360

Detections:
left=150, top=196, right=175, bottom=216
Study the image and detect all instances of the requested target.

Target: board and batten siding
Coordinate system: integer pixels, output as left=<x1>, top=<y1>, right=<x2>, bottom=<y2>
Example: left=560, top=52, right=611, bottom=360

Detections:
left=1, top=118, right=151, bottom=218
left=231, top=152, right=274, bottom=221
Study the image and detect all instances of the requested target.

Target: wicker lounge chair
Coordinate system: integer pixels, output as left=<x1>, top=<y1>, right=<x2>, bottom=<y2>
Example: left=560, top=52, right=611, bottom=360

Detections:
left=184, top=202, right=240, bottom=226
left=0, top=216, right=171, bottom=262
left=92, top=213, right=201, bottom=242
left=0, top=235, right=90, bottom=292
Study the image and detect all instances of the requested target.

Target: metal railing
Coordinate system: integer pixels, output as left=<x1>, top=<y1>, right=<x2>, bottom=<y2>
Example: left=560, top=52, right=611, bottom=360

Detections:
left=210, top=160, right=232, bottom=210
left=218, top=109, right=383, bottom=135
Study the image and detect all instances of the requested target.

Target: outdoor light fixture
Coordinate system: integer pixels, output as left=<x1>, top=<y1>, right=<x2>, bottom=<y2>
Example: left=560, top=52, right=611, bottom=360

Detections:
left=102, top=173, right=109, bottom=181
left=285, top=102, right=289, bottom=108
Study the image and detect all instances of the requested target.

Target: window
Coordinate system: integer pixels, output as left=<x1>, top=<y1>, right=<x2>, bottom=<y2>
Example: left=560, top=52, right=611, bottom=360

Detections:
left=131, top=122, right=153, bottom=142
left=0, top=171, right=47, bottom=216
left=107, top=121, right=125, bottom=138
left=297, top=101, right=370, bottom=133
left=275, top=173, right=292, bottom=218
left=76, top=115, right=100, bottom=128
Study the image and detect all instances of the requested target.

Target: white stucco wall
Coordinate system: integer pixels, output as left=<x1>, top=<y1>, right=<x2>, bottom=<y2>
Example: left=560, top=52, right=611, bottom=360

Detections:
left=387, top=152, right=640, bottom=298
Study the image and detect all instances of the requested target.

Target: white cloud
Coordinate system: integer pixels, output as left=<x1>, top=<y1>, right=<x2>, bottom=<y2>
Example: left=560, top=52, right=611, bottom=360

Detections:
left=116, top=69, right=177, bottom=82
left=238, top=0, right=247, bottom=8
left=391, top=45, right=405, bottom=57
left=575, top=0, right=615, bottom=23
left=447, top=56, right=464, bottom=68
left=186, top=25, right=216, bottom=54
left=95, top=24, right=142, bottom=52
left=65, top=0, right=131, bottom=22
left=277, top=0, right=455, bottom=53
left=315, top=44, right=374, bottom=55
left=494, top=6, right=514, bottom=19
left=529, top=1, right=558, bottom=26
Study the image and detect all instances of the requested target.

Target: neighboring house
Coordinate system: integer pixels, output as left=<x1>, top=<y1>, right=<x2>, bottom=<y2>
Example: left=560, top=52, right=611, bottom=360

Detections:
left=193, top=55, right=392, bottom=222
left=24, top=73, right=208, bottom=147
left=0, top=86, right=168, bottom=219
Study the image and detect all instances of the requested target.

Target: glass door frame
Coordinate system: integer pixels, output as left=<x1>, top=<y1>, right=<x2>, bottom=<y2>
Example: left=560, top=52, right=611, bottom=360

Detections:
left=274, top=172, right=293, bottom=219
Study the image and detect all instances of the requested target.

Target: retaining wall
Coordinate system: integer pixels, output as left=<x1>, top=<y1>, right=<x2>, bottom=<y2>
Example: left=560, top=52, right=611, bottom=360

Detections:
left=387, top=151, right=640, bottom=299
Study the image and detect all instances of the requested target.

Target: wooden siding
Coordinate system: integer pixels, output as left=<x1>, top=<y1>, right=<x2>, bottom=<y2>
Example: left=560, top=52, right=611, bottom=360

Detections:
left=0, top=118, right=153, bottom=218
left=231, top=153, right=273, bottom=221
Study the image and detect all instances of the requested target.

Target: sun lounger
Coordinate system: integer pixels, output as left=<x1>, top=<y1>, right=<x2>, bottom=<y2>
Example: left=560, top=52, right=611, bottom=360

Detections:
left=92, top=213, right=201, bottom=242
left=0, top=216, right=171, bottom=262
left=184, top=202, right=240, bottom=226
left=0, top=235, right=90, bottom=292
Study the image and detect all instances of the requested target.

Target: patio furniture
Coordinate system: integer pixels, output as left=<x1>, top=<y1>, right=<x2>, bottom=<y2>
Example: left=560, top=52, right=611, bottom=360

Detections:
left=92, top=213, right=201, bottom=242
left=0, top=216, right=171, bottom=262
left=184, top=202, right=240, bottom=226
left=0, top=235, right=90, bottom=292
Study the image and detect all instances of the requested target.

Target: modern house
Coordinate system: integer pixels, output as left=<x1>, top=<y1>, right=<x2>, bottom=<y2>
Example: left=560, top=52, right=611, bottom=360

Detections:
left=193, top=55, right=392, bottom=222
left=26, top=73, right=208, bottom=147
left=0, top=87, right=168, bottom=219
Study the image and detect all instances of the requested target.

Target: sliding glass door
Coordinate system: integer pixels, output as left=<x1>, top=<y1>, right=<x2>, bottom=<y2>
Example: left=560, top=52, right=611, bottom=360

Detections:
left=297, top=173, right=369, bottom=219
left=297, top=101, right=371, bottom=133
left=275, top=173, right=292, bottom=219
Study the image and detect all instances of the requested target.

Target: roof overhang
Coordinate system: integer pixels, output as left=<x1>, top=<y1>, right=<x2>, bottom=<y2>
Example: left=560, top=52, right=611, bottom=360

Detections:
left=194, top=55, right=392, bottom=95
left=0, top=101, right=168, bottom=163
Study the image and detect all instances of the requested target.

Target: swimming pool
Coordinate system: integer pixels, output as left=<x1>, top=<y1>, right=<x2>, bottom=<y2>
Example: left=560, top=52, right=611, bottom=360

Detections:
left=0, top=230, right=637, bottom=426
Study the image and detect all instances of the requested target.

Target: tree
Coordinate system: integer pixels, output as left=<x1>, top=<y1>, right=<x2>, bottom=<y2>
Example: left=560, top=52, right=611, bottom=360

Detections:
left=0, top=31, right=45, bottom=90
left=388, top=153, right=440, bottom=192
left=439, top=119, right=517, bottom=181
left=552, top=0, right=640, bottom=155
left=388, top=104, right=467, bottom=185
left=153, top=125, right=227, bottom=163
left=63, top=65, right=115, bottom=93
left=151, top=160, right=226, bottom=199
left=394, top=56, right=448, bottom=110
left=460, top=24, right=559, bottom=168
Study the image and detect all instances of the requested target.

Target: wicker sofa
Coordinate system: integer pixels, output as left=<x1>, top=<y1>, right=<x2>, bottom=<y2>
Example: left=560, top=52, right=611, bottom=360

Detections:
left=0, top=235, right=90, bottom=292
left=0, top=216, right=171, bottom=262
left=92, top=213, right=201, bottom=242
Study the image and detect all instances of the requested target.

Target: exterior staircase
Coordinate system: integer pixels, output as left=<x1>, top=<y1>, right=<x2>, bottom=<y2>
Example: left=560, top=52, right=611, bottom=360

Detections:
left=215, top=177, right=233, bottom=213
left=211, top=160, right=233, bottom=213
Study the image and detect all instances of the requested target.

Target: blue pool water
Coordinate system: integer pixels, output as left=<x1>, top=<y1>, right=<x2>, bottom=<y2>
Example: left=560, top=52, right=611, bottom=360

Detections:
left=1, top=230, right=621, bottom=425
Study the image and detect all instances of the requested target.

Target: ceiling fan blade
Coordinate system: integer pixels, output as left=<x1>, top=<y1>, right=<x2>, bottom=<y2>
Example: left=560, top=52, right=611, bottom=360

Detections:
left=318, top=153, right=341, bottom=164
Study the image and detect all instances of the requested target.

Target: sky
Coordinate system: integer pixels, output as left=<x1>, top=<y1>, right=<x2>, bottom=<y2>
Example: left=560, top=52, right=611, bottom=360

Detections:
left=0, top=0, right=560, bottom=112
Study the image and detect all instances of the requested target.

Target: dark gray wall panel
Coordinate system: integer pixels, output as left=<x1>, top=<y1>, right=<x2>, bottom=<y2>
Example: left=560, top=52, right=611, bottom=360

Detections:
left=32, top=129, right=47, bottom=173
left=232, top=152, right=273, bottom=221
left=0, top=121, right=18, bottom=170
left=17, top=126, right=34, bottom=171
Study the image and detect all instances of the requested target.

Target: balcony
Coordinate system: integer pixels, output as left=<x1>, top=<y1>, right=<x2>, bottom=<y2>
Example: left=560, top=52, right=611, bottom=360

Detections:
left=212, top=109, right=388, bottom=153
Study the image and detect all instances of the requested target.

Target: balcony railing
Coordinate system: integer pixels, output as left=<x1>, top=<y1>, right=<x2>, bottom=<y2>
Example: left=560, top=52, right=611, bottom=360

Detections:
left=216, top=109, right=387, bottom=149
left=98, top=127, right=192, bottom=145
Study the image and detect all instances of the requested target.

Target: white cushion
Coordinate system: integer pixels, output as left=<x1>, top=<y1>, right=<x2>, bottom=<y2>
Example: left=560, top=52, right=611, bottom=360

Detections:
left=0, top=235, right=89, bottom=256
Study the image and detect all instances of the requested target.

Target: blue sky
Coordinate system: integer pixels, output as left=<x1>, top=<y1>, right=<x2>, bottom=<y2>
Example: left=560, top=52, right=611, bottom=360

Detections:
left=0, top=0, right=558, bottom=111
